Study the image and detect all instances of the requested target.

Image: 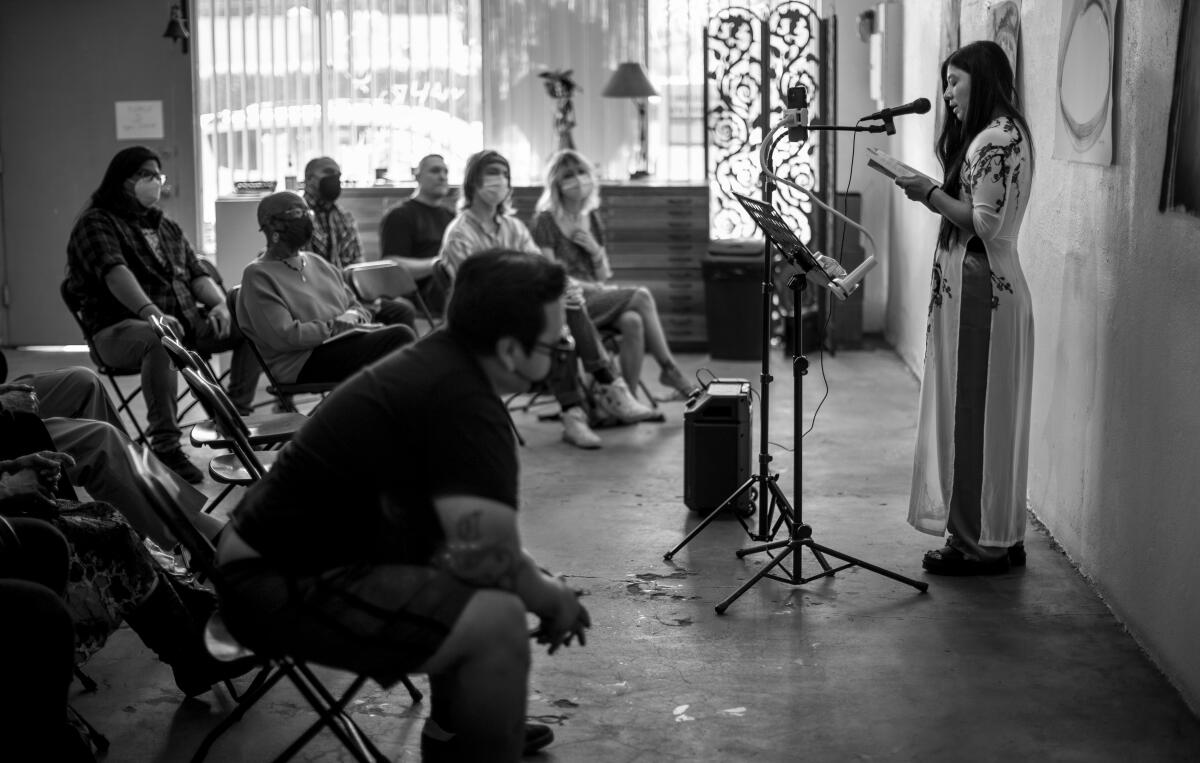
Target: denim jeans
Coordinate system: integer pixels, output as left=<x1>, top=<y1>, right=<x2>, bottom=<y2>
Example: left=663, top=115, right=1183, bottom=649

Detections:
left=92, top=314, right=260, bottom=452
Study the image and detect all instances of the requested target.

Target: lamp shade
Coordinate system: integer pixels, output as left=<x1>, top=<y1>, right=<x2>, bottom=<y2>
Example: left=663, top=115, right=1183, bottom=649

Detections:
left=601, top=62, right=658, bottom=99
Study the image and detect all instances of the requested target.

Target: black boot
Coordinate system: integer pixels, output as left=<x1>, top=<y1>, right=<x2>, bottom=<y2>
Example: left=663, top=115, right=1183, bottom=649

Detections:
left=123, top=569, right=255, bottom=696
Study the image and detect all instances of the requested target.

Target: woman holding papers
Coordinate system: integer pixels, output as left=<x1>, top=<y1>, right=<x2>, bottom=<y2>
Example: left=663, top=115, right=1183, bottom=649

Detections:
left=237, top=192, right=415, bottom=385
left=894, top=40, right=1034, bottom=575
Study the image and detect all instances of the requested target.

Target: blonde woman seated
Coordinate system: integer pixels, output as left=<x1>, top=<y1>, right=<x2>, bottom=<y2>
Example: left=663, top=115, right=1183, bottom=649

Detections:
left=531, top=150, right=700, bottom=401
left=237, top=192, right=416, bottom=385
left=439, top=149, right=656, bottom=449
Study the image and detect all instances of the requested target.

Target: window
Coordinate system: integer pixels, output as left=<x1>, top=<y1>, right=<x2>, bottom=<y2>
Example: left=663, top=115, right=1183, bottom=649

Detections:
left=194, top=0, right=482, bottom=251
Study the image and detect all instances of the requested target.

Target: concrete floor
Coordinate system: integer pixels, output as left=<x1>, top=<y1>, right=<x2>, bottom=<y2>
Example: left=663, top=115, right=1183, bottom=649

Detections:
left=8, top=341, right=1200, bottom=761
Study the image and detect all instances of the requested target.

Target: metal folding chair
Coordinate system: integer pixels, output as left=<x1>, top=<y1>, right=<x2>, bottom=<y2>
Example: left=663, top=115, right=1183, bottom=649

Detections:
left=598, top=326, right=658, bottom=408
left=60, top=279, right=149, bottom=444
left=178, top=368, right=282, bottom=486
left=345, top=260, right=441, bottom=336
left=126, top=441, right=422, bottom=763
left=227, top=285, right=337, bottom=413
left=159, top=337, right=303, bottom=514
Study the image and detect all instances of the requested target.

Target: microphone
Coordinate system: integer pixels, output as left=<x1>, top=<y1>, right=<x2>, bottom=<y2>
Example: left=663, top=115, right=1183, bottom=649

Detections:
left=862, top=98, right=931, bottom=121
left=786, top=85, right=809, bottom=143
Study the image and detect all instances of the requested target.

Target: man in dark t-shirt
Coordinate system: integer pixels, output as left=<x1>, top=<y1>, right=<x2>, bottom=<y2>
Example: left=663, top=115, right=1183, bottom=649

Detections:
left=215, top=250, right=590, bottom=762
left=379, top=153, right=455, bottom=313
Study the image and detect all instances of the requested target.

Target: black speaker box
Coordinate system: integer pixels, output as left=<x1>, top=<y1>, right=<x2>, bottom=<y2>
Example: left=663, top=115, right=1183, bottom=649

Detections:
left=684, top=380, right=752, bottom=513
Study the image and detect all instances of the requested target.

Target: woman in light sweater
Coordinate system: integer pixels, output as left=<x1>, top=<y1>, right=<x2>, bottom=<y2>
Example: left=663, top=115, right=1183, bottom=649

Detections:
left=237, top=192, right=415, bottom=384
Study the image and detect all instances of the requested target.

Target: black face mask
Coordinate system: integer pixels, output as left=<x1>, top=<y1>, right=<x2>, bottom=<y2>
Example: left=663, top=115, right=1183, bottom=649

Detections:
left=275, top=216, right=314, bottom=249
left=317, top=175, right=342, bottom=202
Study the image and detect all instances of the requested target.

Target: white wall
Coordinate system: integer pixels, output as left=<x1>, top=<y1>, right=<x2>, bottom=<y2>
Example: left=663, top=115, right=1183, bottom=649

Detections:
left=831, top=0, right=899, bottom=333
left=887, top=0, right=1200, bottom=711
left=0, top=0, right=199, bottom=345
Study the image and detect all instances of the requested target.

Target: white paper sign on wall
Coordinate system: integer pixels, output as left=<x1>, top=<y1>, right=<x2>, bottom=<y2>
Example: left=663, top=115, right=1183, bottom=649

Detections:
left=115, top=100, right=164, bottom=141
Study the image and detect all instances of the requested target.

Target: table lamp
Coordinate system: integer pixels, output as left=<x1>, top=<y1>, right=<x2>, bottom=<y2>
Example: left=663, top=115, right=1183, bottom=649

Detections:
left=602, top=62, right=658, bottom=179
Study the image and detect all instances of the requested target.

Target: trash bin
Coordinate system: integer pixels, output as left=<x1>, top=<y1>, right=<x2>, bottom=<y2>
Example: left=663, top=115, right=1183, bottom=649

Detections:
left=703, top=239, right=765, bottom=360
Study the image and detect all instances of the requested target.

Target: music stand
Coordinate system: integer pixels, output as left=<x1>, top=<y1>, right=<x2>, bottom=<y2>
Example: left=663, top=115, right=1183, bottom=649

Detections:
left=664, top=189, right=927, bottom=613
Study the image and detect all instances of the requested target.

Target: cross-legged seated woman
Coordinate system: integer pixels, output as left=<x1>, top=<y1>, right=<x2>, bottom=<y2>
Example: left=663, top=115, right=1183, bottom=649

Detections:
left=439, top=150, right=656, bottom=449
left=531, top=149, right=701, bottom=401
left=237, top=192, right=416, bottom=386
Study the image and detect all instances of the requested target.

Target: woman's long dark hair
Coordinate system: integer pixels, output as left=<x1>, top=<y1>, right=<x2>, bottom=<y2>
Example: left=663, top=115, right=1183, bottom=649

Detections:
left=88, top=146, right=161, bottom=219
left=935, top=40, right=1033, bottom=250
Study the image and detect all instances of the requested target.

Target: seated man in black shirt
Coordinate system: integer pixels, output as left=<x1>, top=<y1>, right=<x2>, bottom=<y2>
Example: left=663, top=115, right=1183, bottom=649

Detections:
left=215, top=249, right=590, bottom=761
left=379, top=153, right=455, bottom=314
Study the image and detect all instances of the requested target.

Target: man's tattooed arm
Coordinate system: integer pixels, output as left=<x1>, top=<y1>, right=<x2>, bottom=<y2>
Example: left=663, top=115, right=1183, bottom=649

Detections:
left=434, top=509, right=523, bottom=590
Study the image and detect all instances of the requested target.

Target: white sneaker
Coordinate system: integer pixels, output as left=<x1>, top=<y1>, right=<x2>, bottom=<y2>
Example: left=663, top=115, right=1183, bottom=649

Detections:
left=593, top=378, right=657, bottom=423
left=561, top=406, right=602, bottom=449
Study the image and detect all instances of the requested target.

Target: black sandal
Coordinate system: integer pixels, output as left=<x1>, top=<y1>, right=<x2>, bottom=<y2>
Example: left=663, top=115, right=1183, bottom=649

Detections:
left=922, top=546, right=1009, bottom=576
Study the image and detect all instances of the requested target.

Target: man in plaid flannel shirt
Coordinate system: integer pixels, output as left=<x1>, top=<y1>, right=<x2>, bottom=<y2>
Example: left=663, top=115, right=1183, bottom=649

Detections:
left=303, top=157, right=417, bottom=328
left=66, top=146, right=261, bottom=484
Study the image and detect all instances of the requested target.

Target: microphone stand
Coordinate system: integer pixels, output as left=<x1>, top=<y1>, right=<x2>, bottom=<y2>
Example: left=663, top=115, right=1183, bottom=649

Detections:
left=664, top=115, right=927, bottom=613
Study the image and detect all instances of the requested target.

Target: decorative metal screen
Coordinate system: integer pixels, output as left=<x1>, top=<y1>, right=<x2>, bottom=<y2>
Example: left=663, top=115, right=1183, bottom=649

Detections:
left=705, top=1, right=827, bottom=245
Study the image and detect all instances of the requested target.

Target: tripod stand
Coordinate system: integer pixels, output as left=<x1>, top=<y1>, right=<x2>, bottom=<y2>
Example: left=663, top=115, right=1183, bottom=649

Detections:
left=664, top=117, right=928, bottom=612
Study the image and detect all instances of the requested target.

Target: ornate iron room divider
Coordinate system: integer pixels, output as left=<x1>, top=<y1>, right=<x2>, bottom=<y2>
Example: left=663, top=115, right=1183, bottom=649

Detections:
left=704, top=1, right=835, bottom=252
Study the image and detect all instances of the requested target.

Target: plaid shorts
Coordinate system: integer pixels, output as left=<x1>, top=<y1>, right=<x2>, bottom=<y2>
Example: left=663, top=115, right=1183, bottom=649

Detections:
left=217, top=557, right=477, bottom=688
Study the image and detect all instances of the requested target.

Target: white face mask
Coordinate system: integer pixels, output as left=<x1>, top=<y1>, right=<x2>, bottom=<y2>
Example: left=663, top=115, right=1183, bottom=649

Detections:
left=559, top=173, right=594, bottom=201
left=477, top=176, right=509, bottom=207
left=134, top=177, right=163, bottom=207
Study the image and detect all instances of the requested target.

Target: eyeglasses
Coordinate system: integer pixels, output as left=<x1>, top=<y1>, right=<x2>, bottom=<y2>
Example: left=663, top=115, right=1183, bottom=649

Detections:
left=532, top=334, right=575, bottom=356
left=270, top=207, right=315, bottom=221
left=133, top=169, right=166, bottom=183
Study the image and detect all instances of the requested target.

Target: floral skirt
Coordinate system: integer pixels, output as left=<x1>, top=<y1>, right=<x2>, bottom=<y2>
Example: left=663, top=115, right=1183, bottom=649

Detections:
left=51, top=501, right=158, bottom=664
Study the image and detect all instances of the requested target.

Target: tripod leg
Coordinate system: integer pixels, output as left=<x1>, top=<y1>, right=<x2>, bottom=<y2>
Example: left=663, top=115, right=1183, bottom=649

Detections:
left=715, top=542, right=797, bottom=614
left=664, top=475, right=758, bottom=561
left=735, top=537, right=791, bottom=559
left=807, top=541, right=928, bottom=592
left=808, top=545, right=834, bottom=573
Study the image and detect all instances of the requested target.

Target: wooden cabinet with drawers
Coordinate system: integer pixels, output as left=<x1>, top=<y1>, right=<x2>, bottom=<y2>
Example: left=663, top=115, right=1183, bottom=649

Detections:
left=216, top=182, right=709, bottom=350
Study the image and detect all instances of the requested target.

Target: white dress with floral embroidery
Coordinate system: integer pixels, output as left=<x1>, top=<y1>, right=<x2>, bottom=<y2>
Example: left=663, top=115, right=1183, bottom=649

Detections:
left=907, top=117, right=1034, bottom=546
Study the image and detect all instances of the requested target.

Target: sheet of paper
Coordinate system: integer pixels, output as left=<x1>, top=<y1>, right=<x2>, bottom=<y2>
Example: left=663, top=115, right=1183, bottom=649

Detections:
left=865, top=147, right=938, bottom=184
left=115, top=100, right=164, bottom=140
left=321, top=326, right=379, bottom=345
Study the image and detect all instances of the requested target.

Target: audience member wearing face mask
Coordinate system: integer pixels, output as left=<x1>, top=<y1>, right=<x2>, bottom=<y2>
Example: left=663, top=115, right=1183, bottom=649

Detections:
left=235, top=192, right=416, bottom=387
left=531, top=149, right=701, bottom=403
left=65, top=146, right=262, bottom=484
left=437, top=150, right=657, bottom=450
left=302, top=156, right=419, bottom=330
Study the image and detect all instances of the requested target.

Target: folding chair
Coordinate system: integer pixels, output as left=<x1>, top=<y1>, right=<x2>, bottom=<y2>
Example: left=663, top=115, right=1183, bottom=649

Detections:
left=178, top=367, right=282, bottom=486
left=159, top=338, right=303, bottom=515
left=598, top=327, right=658, bottom=408
left=153, top=320, right=305, bottom=450
left=60, top=279, right=149, bottom=444
left=227, top=285, right=337, bottom=413
left=345, top=260, right=440, bottom=336
left=145, top=314, right=238, bottom=424
left=126, top=441, right=422, bottom=763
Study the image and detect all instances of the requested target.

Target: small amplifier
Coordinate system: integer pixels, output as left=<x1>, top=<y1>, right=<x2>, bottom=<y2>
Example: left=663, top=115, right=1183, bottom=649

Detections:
left=684, top=379, right=752, bottom=513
